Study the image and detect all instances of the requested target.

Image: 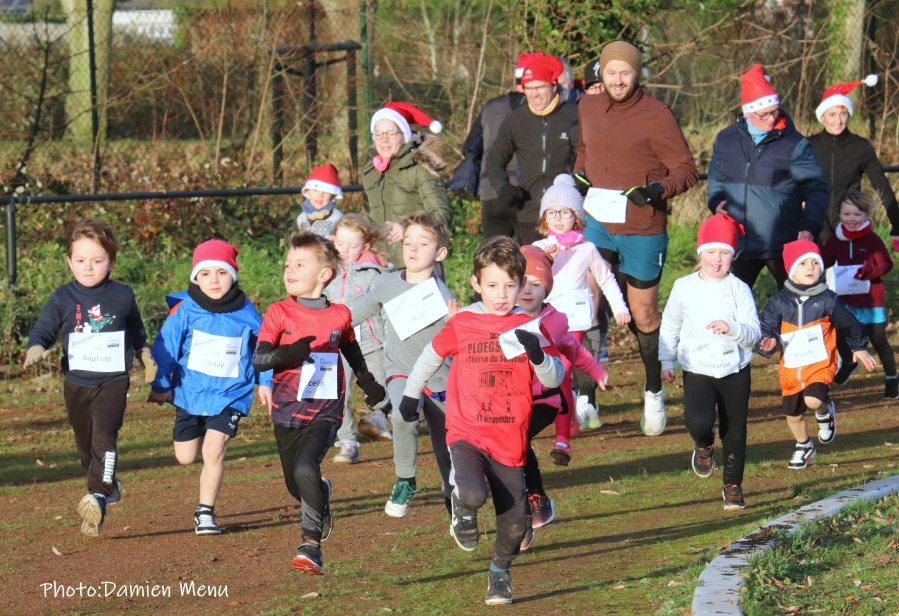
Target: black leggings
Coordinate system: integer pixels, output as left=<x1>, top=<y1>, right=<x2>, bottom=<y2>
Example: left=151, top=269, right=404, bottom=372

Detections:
left=273, top=420, right=338, bottom=542
left=837, top=321, right=896, bottom=377
left=682, top=366, right=751, bottom=486
left=730, top=257, right=788, bottom=291
left=523, top=404, right=559, bottom=497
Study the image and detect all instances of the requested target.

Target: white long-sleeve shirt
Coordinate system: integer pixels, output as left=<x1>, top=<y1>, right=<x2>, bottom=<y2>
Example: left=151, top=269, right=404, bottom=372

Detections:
left=659, top=272, right=761, bottom=376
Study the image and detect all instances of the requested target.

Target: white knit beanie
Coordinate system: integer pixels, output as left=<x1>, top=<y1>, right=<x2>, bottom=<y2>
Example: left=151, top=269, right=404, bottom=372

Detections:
left=540, top=174, right=585, bottom=220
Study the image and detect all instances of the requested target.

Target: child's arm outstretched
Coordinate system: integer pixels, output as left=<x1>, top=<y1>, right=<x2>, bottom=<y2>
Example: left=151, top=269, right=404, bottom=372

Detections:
left=587, top=247, right=630, bottom=325
left=401, top=342, right=450, bottom=421
left=757, top=299, right=783, bottom=357
left=350, top=281, right=383, bottom=327
left=124, top=289, right=156, bottom=383
left=556, top=329, right=608, bottom=390
left=721, top=282, right=762, bottom=349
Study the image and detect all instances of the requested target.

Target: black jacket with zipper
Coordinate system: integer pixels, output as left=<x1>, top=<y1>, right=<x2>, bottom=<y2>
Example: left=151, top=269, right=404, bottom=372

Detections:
left=807, top=128, right=899, bottom=242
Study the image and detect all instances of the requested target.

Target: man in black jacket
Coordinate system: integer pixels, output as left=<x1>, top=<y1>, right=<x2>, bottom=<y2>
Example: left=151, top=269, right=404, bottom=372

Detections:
left=486, top=55, right=578, bottom=244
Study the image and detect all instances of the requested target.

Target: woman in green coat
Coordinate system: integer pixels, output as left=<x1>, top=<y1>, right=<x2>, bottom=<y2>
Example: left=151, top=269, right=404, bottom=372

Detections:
left=362, top=102, right=452, bottom=269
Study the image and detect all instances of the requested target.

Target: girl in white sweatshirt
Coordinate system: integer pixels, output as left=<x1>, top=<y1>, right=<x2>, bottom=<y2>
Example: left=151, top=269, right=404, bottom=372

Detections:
left=659, top=214, right=761, bottom=511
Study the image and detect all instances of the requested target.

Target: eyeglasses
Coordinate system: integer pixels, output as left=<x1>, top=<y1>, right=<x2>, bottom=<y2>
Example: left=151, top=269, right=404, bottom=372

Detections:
left=524, top=84, right=552, bottom=93
left=372, top=129, right=400, bottom=139
left=544, top=209, right=574, bottom=219
left=586, top=83, right=602, bottom=94
left=752, top=108, right=780, bottom=121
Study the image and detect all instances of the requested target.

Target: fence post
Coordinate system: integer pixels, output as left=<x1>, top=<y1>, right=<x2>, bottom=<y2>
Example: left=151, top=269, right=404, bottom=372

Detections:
left=346, top=50, right=359, bottom=182
left=303, top=1, right=318, bottom=166
left=360, top=1, right=371, bottom=130
left=271, top=57, right=286, bottom=185
left=86, top=0, right=102, bottom=180
left=6, top=194, right=17, bottom=286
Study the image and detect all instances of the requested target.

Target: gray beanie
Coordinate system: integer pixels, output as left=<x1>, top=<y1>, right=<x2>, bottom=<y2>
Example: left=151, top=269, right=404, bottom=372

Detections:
left=540, top=174, right=585, bottom=220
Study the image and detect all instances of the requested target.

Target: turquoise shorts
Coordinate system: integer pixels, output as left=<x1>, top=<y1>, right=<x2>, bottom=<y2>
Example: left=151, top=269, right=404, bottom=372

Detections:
left=848, top=305, right=886, bottom=324
left=584, top=216, right=668, bottom=286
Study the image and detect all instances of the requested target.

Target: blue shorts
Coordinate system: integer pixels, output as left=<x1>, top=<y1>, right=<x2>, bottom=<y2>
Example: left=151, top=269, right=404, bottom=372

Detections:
left=584, top=217, right=668, bottom=286
left=848, top=306, right=886, bottom=325
left=173, top=407, right=242, bottom=441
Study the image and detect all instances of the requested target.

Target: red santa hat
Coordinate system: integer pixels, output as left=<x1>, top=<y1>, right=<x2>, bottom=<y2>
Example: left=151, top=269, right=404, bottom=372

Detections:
left=741, top=64, right=779, bottom=114
left=370, top=102, right=442, bottom=142
left=696, top=214, right=744, bottom=255
left=782, top=239, right=823, bottom=279
left=191, top=239, right=239, bottom=283
left=815, top=75, right=878, bottom=122
left=515, top=52, right=545, bottom=79
left=521, top=56, right=564, bottom=86
left=303, top=164, right=343, bottom=200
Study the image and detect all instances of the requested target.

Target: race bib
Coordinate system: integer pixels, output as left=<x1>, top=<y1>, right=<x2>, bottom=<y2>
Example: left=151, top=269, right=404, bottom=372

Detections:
left=186, top=330, right=242, bottom=378
left=689, top=337, right=740, bottom=378
left=384, top=277, right=449, bottom=341
left=498, top=317, right=551, bottom=359
left=354, top=324, right=362, bottom=341
left=298, top=353, right=339, bottom=399
left=547, top=288, right=593, bottom=332
left=68, top=331, right=125, bottom=373
left=826, top=265, right=871, bottom=296
left=782, top=324, right=829, bottom=369
left=584, top=188, right=628, bottom=224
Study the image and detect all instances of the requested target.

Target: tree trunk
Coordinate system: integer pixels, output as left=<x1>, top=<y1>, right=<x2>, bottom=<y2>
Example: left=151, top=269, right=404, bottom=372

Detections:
left=61, top=0, right=113, bottom=142
left=826, top=0, right=866, bottom=105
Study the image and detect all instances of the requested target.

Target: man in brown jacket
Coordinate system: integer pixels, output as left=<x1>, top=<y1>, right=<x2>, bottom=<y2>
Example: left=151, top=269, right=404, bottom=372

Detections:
left=574, top=40, right=698, bottom=437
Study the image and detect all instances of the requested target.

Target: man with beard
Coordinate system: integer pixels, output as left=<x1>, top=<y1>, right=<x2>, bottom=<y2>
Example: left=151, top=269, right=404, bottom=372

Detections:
left=574, top=40, right=698, bottom=437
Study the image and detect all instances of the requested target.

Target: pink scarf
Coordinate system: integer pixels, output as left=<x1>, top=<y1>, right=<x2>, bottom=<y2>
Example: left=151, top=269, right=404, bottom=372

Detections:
left=373, top=156, right=391, bottom=173
left=549, top=230, right=585, bottom=247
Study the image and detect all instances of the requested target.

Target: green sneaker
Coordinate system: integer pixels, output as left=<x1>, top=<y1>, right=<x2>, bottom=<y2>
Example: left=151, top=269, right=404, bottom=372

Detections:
left=384, top=480, right=416, bottom=518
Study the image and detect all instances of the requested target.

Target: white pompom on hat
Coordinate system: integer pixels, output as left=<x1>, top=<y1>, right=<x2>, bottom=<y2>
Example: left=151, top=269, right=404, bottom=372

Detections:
left=815, top=75, right=878, bottom=122
left=539, top=174, right=585, bottom=220
left=370, top=102, right=442, bottom=143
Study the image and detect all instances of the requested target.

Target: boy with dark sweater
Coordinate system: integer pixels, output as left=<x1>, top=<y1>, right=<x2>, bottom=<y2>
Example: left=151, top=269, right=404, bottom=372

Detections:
left=401, top=236, right=565, bottom=605
left=24, top=218, right=154, bottom=537
left=252, top=232, right=385, bottom=575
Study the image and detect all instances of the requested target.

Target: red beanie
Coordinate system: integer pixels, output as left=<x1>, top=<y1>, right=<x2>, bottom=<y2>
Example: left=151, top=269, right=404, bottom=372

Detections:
left=370, top=102, right=442, bottom=142
left=303, top=164, right=343, bottom=200
left=815, top=75, right=878, bottom=122
left=521, top=245, right=554, bottom=296
left=516, top=52, right=545, bottom=79
left=741, top=64, right=779, bottom=114
left=521, top=56, right=563, bottom=86
left=696, top=214, right=744, bottom=255
left=782, top=239, right=823, bottom=279
left=191, top=239, right=239, bottom=283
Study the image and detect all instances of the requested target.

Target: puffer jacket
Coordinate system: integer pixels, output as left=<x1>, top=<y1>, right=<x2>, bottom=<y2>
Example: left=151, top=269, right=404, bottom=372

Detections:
left=150, top=290, right=273, bottom=416
left=323, top=250, right=393, bottom=354
left=759, top=280, right=868, bottom=395
left=361, top=134, right=452, bottom=268
left=707, top=114, right=829, bottom=260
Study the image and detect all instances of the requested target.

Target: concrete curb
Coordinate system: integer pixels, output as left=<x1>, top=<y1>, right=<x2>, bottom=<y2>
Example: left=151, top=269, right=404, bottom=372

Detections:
left=691, top=474, right=899, bottom=616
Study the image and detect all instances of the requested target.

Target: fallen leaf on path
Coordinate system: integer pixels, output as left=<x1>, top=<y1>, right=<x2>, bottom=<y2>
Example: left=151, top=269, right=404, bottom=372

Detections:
left=36, top=459, right=45, bottom=467
left=301, top=592, right=318, bottom=599
left=873, top=554, right=890, bottom=564
left=54, top=516, right=61, bottom=520
left=666, top=580, right=682, bottom=587
left=612, top=585, right=625, bottom=590
left=238, top=457, right=247, bottom=461
left=863, top=464, right=875, bottom=469
left=600, top=490, right=620, bottom=495
left=51, top=547, right=62, bottom=556
left=123, top=526, right=130, bottom=531
left=829, top=463, right=839, bottom=468
left=854, top=537, right=863, bottom=543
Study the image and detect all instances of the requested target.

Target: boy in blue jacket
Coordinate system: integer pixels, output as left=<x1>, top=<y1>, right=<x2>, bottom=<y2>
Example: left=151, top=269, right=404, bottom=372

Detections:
left=149, top=240, right=273, bottom=535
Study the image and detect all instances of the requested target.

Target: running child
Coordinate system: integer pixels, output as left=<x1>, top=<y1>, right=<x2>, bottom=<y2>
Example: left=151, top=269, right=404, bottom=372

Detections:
left=659, top=215, right=761, bottom=510
left=324, top=214, right=394, bottom=464
left=821, top=191, right=897, bottom=398
left=252, top=232, right=386, bottom=574
left=296, top=164, right=344, bottom=237
left=24, top=218, right=153, bottom=537
left=517, top=245, right=608, bottom=529
left=759, top=239, right=876, bottom=470
left=351, top=211, right=456, bottom=518
left=532, top=174, right=629, bottom=435
left=148, top=239, right=273, bottom=534
left=401, top=236, right=565, bottom=605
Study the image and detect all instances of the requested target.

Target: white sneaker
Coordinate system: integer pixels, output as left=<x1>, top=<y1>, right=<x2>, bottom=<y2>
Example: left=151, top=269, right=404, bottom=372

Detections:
left=641, top=384, right=666, bottom=436
left=815, top=400, right=836, bottom=444
left=358, top=410, right=393, bottom=441
left=332, top=441, right=359, bottom=464
left=575, top=395, right=601, bottom=429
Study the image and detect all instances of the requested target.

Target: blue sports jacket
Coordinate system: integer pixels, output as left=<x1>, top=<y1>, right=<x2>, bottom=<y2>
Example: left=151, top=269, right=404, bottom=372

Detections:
left=150, top=290, right=273, bottom=416
left=707, top=114, right=829, bottom=260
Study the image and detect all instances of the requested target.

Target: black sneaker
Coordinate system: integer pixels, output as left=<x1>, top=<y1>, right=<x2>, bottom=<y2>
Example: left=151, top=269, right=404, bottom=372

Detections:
left=194, top=506, right=221, bottom=535
left=815, top=400, right=836, bottom=445
left=292, top=539, right=324, bottom=575
left=692, top=446, right=716, bottom=478
left=485, top=571, right=513, bottom=605
left=76, top=493, right=107, bottom=537
left=885, top=377, right=899, bottom=400
left=321, top=477, right=333, bottom=542
left=528, top=494, right=555, bottom=529
left=450, top=498, right=479, bottom=551
left=833, top=360, right=859, bottom=386
left=788, top=440, right=817, bottom=470
left=107, top=476, right=122, bottom=506
left=722, top=485, right=746, bottom=510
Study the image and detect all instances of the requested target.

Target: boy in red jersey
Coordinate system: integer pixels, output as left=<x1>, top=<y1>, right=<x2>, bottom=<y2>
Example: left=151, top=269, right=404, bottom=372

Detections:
left=400, top=236, right=565, bottom=605
left=253, top=232, right=385, bottom=575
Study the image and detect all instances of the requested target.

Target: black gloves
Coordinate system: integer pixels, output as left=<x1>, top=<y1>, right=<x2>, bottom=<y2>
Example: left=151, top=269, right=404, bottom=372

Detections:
left=398, top=395, right=421, bottom=423
left=515, top=329, right=545, bottom=365
left=623, top=182, right=664, bottom=207
left=356, top=371, right=387, bottom=408
left=499, top=184, right=527, bottom=210
left=275, top=335, right=316, bottom=366
left=574, top=172, right=591, bottom=197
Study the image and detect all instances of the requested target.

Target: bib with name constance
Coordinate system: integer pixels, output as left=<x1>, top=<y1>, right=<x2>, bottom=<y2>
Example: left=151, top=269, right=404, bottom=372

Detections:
left=782, top=324, right=829, bottom=369
left=298, top=353, right=339, bottom=399
left=384, top=277, right=449, bottom=341
left=186, top=330, right=242, bottom=378
left=68, top=331, right=125, bottom=373
left=689, top=336, right=740, bottom=378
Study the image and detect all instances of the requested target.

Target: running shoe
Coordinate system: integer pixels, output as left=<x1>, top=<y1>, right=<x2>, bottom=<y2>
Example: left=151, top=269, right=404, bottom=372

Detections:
left=384, top=480, right=417, bottom=517
left=77, top=493, right=107, bottom=537
left=692, top=446, right=716, bottom=478
left=332, top=441, right=359, bottom=464
left=358, top=410, right=393, bottom=441
left=815, top=400, right=836, bottom=444
left=292, top=539, right=324, bottom=575
left=485, top=571, right=513, bottom=605
left=194, top=505, right=221, bottom=535
left=641, top=384, right=667, bottom=436
left=722, top=484, right=746, bottom=510
left=529, top=494, right=555, bottom=528
left=788, top=440, right=817, bottom=470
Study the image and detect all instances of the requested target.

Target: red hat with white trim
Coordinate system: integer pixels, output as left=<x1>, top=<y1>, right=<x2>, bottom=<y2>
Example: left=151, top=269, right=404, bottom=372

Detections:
left=303, top=164, right=343, bottom=200
left=741, top=64, right=779, bottom=114
left=370, top=102, right=442, bottom=143
left=516, top=52, right=545, bottom=79
left=782, top=239, right=823, bottom=279
left=191, top=239, right=238, bottom=283
left=521, top=56, right=564, bottom=86
left=815, top=75, right=878, bottom=122
left=696, top=214, right=744, bottom=255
